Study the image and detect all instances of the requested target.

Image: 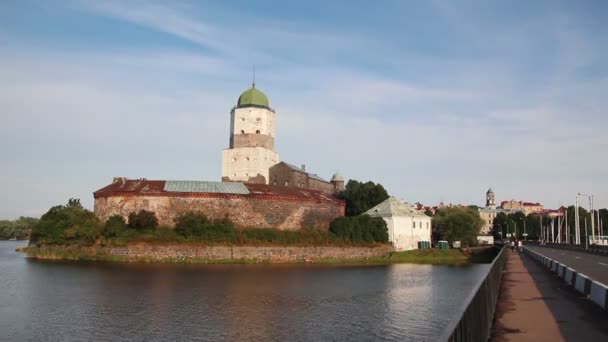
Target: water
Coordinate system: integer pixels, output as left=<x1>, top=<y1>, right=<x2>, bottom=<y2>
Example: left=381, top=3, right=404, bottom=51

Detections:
left=0, top=241, right=490, bottom=341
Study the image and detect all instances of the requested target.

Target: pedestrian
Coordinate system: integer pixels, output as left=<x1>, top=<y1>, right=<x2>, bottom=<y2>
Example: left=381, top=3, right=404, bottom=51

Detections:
left=518, top=239, right=523, bottom=253
left=510, top=239, right=515, bottom=253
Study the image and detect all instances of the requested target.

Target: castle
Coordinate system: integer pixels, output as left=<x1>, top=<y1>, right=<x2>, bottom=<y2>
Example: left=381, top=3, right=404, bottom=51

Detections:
left=94, top=83, right=345, bottom=229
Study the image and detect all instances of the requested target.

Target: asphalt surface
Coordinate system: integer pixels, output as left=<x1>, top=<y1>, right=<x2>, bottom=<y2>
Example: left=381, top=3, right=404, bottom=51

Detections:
left=526, top=246, right=608, bottom=284
left=492, top=252, right=608, bottom=341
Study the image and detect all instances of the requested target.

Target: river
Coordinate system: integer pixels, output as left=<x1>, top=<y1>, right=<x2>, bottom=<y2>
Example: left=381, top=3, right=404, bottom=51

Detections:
left=0, top=241, right=490, bottom=341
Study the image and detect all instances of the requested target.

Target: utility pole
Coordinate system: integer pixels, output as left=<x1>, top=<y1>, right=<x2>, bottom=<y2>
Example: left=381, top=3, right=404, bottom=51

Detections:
left=557, top=215, right=561, bottom=243
left=585, top=218, right=589, bottom=249
left=575, top=196, right=580, bottom=245
left=565, top=208, right=569, bottom=244
left=590, top=195, right=595, bottom=243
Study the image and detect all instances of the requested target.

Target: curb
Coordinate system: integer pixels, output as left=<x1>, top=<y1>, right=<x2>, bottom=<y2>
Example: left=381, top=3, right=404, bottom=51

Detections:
left=523, top=247, right=608, bottom=311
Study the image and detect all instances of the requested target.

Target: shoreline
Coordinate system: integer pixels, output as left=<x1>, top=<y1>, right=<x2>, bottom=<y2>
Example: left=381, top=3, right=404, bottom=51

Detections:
left=18, top=244, right=485, bottom=265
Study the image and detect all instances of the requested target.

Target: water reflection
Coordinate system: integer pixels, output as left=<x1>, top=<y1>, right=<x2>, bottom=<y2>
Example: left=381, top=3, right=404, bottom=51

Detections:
left=1, top=242, right=490, bottom=341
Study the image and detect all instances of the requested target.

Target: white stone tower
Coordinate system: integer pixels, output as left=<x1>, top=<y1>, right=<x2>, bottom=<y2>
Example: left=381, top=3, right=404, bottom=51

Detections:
left=221, top=83, right=279, bottom=183
left=486, top=187, right=496, bottom=208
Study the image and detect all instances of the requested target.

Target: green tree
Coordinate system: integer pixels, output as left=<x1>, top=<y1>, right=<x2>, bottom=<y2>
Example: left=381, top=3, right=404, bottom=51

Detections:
left=433, top=207, right=484, bottom=246
left=174, top=212, right=236, bottom=242
left=329, top=214, right=388, bottom=243
left=128, top=210, right=158, bottom=230
left=424, top=209, right=434, bottom=217
left=102, top=215, right=127, bottom=238
left=338, top=180, right=389, bottom=216
left=30, top=199, right=99, bottom=245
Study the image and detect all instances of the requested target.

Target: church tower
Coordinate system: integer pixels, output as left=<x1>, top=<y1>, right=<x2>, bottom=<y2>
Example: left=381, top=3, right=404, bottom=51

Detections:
left=221, top=83, right=279, bottom=184
left=486, top=187, right=496, bottom=208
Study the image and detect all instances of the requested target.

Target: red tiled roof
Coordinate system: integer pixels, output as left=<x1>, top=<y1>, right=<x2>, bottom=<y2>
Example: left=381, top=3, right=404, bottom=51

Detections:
left=94, top=179, right=344, bottom=205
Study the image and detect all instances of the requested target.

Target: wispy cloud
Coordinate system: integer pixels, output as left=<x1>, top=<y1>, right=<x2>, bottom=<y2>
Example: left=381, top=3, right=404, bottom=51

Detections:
left=0, top=0, right=607, bottom=218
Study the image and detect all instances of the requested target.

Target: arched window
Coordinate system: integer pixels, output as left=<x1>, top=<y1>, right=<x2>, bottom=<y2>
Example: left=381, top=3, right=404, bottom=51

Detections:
left=256, top=130, right=260, bottom=134
left=413, top=221, right=416, bottom=228
left=240, top=130, right=245, bottom=134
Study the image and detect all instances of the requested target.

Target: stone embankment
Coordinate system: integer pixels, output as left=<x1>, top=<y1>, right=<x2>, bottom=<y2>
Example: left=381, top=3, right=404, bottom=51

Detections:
left=25, top=244, right=395, bottom=263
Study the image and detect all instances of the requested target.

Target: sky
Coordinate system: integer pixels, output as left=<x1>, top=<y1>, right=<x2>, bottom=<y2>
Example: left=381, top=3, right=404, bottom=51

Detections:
left=1, top=0, right=607, bottom=219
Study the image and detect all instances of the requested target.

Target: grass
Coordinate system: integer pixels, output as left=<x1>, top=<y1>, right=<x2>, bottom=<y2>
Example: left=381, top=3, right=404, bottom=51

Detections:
left=21, top=245, right=482, bottom=265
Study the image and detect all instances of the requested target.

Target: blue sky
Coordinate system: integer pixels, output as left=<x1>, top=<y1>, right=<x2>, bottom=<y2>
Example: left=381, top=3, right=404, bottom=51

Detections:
left=1, top=0, right=607, bottom=219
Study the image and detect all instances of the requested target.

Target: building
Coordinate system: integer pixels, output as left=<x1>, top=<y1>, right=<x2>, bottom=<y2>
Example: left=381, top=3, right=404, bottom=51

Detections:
left=365, top=197, right=432, bottom=251
left=94, top=178, right=344, bottom=230
left=500, top=200, right=544, bottom=215
left=221, top=83, right=279, bottom=184
left=478, top=188, right=524, bottom=234
left=269, top=162, right=345, bottom=194
left=94, top=83, right=346, bottom=230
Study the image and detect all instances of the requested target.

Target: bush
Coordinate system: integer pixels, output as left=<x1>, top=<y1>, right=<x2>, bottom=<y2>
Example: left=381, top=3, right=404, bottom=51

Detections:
left=128, top=210, right=158, bottom=230
left=174, top=212, right=236, bottom=242
left=30, top=199, right=100, bottom=246
left=329, top=215, right=388, bottom=244
left=102, top=215, right=127, bottom=238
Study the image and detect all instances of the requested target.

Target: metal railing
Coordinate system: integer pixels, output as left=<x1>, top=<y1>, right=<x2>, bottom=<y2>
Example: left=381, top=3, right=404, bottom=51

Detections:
left=439, top=246, right=508, bottom=342
left=538, top=242, right=608, bottom=256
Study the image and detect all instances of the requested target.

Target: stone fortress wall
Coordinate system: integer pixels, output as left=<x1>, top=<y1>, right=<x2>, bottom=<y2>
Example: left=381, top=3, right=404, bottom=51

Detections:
left=94, top=181, right=345, bottom=230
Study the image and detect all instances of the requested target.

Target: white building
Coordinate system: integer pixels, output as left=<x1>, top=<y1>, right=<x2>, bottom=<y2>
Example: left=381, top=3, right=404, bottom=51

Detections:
left=222, top=83, right=279, bottom=184
left=365, top=197, right=432, bottom=251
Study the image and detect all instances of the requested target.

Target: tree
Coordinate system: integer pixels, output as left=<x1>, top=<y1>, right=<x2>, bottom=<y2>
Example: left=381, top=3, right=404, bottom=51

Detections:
left=329, top=215, right=388, bottom=243
left=128, top=210, right=158, bottom=230
left=174, top=212, right=236, bottom=242
left=30, top=199, right=99, bottom=245
left=432, top=207, right=484, bottom=246
left=338, top=180, right=389, bottom=216
left=424, top=209, right=434, bottom=217
left=102, top=215, right=127, bottom=238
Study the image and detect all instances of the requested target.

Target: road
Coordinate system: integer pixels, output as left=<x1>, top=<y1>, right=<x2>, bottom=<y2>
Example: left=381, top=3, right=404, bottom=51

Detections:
left=526, top=246, right=608, bottom=284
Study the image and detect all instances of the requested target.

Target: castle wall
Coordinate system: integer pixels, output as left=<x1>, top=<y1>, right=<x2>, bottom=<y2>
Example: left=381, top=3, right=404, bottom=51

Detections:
left=307, top=177, right=335, bottom=194
left=31, top=244, right=394, bottom=263
left=94, top=194, right=344, bottom=230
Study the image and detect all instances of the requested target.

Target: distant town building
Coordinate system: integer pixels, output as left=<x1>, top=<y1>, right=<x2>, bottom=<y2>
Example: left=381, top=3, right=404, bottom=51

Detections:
left=478, top=188, right=524, bottom=235
left=500, top=200, right=544, bottom=215
left=365, top=197, right=432, bottom=251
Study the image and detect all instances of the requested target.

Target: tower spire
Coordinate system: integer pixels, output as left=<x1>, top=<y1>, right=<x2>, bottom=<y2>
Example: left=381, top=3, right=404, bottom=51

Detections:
left=252, top=64, right=256, bottom=88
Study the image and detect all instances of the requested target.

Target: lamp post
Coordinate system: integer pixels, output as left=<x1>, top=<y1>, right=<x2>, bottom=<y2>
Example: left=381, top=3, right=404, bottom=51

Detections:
left=579, top=193, right=593, bottom=249
left=519, top=217, right=527, bottom=240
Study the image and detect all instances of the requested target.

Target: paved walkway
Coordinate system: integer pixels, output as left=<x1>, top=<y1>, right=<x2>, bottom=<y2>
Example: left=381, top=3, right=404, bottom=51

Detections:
left=527, top=246, right=608, bottom=284
left=492, top=251, right=608, bottom=341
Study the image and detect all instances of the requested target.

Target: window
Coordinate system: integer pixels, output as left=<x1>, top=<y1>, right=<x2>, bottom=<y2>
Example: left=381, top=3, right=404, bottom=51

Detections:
left=426, top=222, right=429, bottom=229
left=256, top=130, right=260, bottom=134
left=240, top=130, right=245, bottom=134
left=284, top=181, right=289, bottom=186
left=241, top=117, right=245, bottom=122
left=413, top=221, right=416, bottom=228
left=245, top=173, right=248, bottom=177
left=232, top=157, right=237, bottom=162
left=256, top=117, right=261, bottom=122
left=246, top=157, right=250, bottom=161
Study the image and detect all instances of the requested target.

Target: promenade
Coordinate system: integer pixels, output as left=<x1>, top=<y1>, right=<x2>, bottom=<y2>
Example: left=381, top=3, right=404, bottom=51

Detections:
left=491, top=250, right=608, bottom=341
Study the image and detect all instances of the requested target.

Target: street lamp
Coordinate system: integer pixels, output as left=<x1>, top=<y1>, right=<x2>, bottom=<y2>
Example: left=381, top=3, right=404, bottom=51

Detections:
left=579, top=193, right=593, bottom=249
left=520, top=217, right=527, bottom=240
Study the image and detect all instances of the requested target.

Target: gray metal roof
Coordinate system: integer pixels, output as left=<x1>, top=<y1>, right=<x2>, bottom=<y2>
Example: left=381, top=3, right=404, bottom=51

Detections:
left=365, top=197, right=429, bottom=218
left=164, top=181, right=250, bottom=194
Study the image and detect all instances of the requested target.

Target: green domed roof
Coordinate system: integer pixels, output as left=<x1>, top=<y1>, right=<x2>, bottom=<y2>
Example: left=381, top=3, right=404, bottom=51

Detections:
left=237, top=84, right=269, bottom=108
